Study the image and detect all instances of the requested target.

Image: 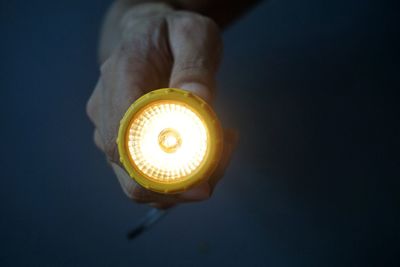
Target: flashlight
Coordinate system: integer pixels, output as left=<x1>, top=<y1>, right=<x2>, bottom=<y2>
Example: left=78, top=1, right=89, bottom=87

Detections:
left=117, top=88, right=223, bottom=194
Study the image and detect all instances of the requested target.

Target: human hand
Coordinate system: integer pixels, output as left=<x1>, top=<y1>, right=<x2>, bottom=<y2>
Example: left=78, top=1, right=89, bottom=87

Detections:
left=86, top=3, right=238, bottom=209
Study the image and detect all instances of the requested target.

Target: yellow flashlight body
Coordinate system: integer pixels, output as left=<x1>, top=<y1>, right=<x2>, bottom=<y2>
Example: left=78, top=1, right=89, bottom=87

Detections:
left=117, top=88, right=223, bottom=194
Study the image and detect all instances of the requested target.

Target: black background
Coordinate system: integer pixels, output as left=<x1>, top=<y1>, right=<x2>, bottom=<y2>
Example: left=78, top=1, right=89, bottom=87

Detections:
left=1, top=0, right=399, bottom=266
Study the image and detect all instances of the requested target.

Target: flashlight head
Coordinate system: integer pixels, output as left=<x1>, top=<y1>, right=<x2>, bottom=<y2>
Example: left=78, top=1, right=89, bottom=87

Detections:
left=117, top=88, right=223, bottom=194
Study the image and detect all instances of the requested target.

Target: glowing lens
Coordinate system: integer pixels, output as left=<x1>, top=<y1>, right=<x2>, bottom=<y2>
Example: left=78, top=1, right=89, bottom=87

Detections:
left=127, top=101, right=208, bottom=183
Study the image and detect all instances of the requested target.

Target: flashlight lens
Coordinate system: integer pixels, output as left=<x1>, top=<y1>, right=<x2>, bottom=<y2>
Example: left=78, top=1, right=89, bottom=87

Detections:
left=127, top=101, right=208, bottom=183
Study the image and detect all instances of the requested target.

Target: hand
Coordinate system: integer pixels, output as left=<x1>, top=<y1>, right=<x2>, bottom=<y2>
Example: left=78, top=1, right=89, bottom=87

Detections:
left=86, top=3, right=238, bottom=209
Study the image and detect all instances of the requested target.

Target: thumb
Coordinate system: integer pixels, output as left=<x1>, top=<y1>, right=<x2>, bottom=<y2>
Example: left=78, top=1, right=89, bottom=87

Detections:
left=176, top=82, right=213, bottom=104
left=167, top=12, right=222, bottom=103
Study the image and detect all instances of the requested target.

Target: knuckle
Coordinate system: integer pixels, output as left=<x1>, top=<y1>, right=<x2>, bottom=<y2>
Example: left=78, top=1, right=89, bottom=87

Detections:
left=87, top=80, right=103, bottom=125
left=86, top=98, right=94, bottom=119
left=170, top=12, right=200, bottom=33
left=172, top=12, right=219, bottom=34
left=100, top=58, right=112, bottom=75
left=86, top=96, right=97, bottom=121
left=119, top=18, right=165, bottom=55
left=198, top=15, right=219, bottom=32
left=103, top=135, right=119, bottom=163
left=93, top=130, right=104, bottom=150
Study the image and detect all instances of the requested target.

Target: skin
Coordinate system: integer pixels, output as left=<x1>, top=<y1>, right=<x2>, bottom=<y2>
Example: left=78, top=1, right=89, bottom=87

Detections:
left=86, top=1, right=259, bottom=208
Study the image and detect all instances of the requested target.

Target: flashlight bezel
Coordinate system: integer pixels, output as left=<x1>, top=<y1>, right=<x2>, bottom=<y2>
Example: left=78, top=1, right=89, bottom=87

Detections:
left=117, top=88, right=223, bottom=194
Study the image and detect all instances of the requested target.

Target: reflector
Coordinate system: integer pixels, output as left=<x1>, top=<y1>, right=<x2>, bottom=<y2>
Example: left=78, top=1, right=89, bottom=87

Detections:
left=117, top=88, right=223, bottom=194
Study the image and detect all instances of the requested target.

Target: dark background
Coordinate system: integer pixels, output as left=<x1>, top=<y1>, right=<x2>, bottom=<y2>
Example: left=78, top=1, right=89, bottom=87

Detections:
left=1, top=0, right=399, bottom=266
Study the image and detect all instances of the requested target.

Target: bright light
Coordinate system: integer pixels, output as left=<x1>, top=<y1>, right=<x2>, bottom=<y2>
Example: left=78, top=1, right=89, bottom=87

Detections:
left=158, top=128, right=181, bottom=153
left=127, top=101, right=208, bottom=183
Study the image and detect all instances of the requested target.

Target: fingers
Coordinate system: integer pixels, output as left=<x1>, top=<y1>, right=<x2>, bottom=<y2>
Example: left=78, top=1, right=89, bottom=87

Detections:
left=110, top=162, right=138, bottom=199
left=108, top=129, right=238, bottom=206
left=87, top=11, right=228, bottom=209
left=110, top=163, right=210, bottom=206
left=179, top=182, right=211, bottom=200
left=88, top=18, right=171, bottom=164
left=148, top=182, right=211, bottom=209
left=167, top=12, right=223, bottom=103
left=110, top=162, right=181, bottom=205
left=93, top=130, right=104, bottom=151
